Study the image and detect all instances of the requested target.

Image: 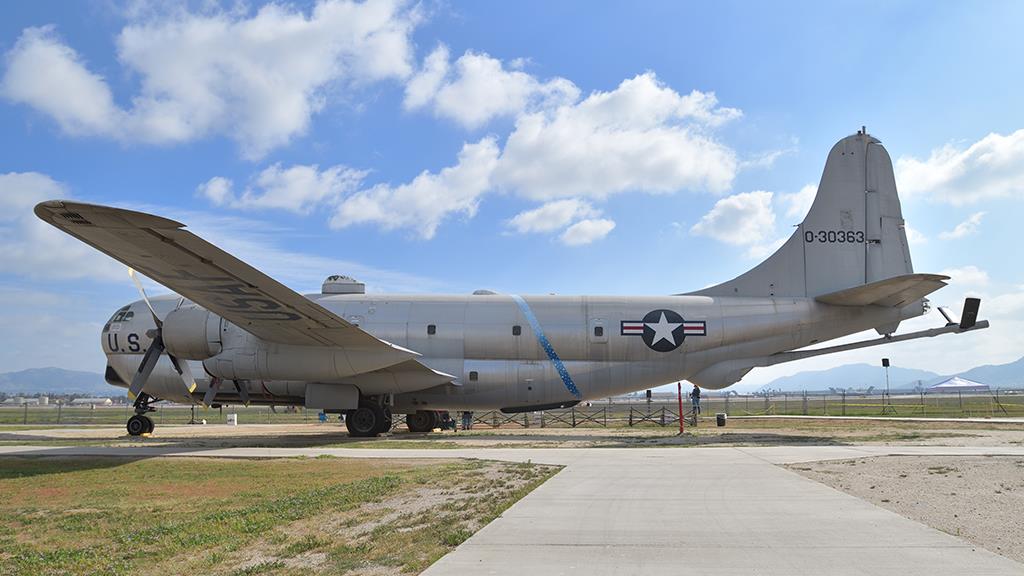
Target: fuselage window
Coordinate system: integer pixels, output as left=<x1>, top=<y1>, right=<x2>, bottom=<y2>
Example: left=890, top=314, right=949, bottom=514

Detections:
left=512, top=325, right=521, bottom=336
left=594, top=326, right=604, bottom=337
left=427, top=324, right=436, bottom=335
left=469, top=371, right=479, bottom=381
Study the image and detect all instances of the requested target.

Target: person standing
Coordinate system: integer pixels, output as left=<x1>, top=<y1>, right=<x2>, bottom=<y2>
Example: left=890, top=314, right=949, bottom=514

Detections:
left=690, top=384, right=702, bottom=416
left=461, top=410, right=473, bottom=430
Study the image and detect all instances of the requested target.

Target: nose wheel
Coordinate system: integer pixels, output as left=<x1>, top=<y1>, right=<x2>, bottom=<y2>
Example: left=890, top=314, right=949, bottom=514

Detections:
left=127, top=392, right=157, bottom=436
left=126, top=414, right=154, bottom=436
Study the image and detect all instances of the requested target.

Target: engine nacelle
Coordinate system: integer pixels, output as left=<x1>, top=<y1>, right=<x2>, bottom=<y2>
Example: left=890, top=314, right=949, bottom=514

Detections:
left=163, top=306, right=223, bottom=360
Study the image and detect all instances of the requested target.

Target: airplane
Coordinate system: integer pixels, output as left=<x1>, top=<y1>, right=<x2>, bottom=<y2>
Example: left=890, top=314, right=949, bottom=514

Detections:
left=33, top=129, right=989, bottom=437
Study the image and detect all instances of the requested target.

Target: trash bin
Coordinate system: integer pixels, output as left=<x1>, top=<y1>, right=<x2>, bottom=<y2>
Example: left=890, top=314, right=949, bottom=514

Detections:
left=227, top=413, right=238, bottom=426
left=716, top=413, right=727, bottom=427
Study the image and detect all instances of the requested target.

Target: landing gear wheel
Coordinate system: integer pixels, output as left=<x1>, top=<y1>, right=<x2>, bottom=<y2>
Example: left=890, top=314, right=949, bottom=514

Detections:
left=127, top=415, right=152, bottom=436
left=345, top=403, right=388, bottom=437
left=406, top=410, right=437, bottom=433
left=143, top=415, right=155, bottom=434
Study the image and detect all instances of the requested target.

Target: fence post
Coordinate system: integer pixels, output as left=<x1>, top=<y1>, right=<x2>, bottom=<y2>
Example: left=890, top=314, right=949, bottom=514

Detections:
left=524, top=413, right=529, bottom=428
left=603, top=406, right=607, bottom=427
left=57, top=402, right=62, bottom=424
left=841, top=391, right=846, bottom=416
left=765, top=393, right=770, bottom=414
left=629, top=407, right=634, bottom=427
left=540, top=411, right=545, bottom=428
left=784, top=393, right=788, bottom=414
left=571, top=407, right=576, bottom=428
left=23, top=403, right=28, bottom=425
left=823, top=394, right=828, bottom=416
left=958, top=390, right=963, bottom=414
left=802, top=391, right=808, bottom=415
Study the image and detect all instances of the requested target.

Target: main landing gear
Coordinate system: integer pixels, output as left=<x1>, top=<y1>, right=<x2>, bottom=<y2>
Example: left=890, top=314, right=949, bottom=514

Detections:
left=126, top=392, right=156, bottom=436
left=405, top=410, right=441, bottom=433
left=345, top=399, right=393, bottom=437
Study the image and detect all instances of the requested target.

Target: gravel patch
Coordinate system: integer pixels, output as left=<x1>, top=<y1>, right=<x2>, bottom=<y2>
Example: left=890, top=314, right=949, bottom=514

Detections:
left=788, top=455, right=1024, bottom=564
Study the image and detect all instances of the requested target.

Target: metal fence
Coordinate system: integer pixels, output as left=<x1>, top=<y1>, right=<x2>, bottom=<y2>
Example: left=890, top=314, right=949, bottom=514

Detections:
left=1, top=389, right=1022, bottom=428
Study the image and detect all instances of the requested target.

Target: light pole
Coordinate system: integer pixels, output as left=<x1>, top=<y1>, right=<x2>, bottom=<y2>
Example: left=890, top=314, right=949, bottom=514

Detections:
left=881, top=358, right=897, bottom=415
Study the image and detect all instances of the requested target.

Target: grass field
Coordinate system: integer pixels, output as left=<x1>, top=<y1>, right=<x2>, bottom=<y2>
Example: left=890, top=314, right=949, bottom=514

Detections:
left=0, top=456, right=558, bottom=576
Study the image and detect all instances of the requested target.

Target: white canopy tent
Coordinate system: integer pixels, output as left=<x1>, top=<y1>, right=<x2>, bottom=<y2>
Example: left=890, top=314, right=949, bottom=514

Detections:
left=926, top=376, right=990, bottom=393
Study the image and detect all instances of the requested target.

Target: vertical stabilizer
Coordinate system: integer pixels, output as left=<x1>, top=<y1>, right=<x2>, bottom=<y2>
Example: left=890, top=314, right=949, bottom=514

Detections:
left=692, top=130, right=913, bottom=298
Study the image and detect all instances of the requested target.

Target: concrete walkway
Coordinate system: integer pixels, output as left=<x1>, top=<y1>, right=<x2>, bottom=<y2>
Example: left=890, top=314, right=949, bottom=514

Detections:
left=2, top=444, right=1023, bottom=575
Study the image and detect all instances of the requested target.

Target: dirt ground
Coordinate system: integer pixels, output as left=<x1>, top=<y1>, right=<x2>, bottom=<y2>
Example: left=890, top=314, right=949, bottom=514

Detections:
left=788, top=455, right=1024, bottom=564
left=2, top=417, right=1022, bottom=449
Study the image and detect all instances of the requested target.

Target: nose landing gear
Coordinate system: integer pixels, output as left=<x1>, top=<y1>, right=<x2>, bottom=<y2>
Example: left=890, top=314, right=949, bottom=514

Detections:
left=126, top=392, right=156, bottom=436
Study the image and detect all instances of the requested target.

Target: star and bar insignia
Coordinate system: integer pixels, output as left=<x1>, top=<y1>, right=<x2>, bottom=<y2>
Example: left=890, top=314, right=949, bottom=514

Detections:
left=621, top=309, right=706, bottom=352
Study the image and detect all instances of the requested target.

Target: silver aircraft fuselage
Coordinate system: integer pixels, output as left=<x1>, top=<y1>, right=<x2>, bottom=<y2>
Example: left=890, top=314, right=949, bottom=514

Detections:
left=104, top=291, right=918, bottom=412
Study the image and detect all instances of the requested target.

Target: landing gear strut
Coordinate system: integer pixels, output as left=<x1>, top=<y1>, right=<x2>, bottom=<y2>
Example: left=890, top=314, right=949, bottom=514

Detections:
left=127, top=392, right=156, bottom=436
left=345, top=399, right=392, bottom=437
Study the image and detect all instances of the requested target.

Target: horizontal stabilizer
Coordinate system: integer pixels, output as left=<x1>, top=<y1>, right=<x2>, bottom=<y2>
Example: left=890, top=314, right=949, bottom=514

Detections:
left=815, top=273, right=949, bottom=307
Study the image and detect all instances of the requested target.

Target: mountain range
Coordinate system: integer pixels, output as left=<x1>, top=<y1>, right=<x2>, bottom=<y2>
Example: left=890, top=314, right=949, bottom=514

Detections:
left=757, top=355, right=1024, bottom=393
left=0, top=368, right=113, bottom=396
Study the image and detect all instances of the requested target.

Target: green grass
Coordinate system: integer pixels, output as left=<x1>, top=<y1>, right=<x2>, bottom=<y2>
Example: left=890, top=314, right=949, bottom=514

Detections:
left=0, top=456, right=559, bottom=575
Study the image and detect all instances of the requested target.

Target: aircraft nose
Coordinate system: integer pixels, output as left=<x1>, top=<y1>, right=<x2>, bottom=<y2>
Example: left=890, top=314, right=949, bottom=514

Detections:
left=101, top=303, right=146, bottom=355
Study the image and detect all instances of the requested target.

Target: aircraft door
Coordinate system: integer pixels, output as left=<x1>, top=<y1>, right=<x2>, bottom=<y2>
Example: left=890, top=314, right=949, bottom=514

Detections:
left=515, top=361, right=545, bottom=404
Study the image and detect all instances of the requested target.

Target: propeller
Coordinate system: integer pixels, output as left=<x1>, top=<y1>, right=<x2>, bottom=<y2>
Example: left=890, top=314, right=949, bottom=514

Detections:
left=127, top=268, right=197, bottom=400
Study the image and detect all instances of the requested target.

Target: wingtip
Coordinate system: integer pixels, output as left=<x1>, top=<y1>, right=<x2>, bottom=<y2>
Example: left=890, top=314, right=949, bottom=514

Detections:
left=34, top=199, right=186, bottom=229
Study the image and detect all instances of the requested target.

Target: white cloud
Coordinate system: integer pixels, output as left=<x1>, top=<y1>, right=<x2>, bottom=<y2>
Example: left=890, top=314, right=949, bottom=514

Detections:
left=206, top=66, right=743, bottom=240
left=1, top=0, right=420, bottom=159
left=777, top=183, right=816, bottom=220
left=939, top=265, right=990, bottom=288
left=904, top=223, right=928, bottom=245
left=559, top=218, right=616, bottom=246
left=690, top=190, right=775, bottom=246
left=404, top=45, right=579, bottom=129
left=895, top=129, right=1024, bottom=205
left=330, top=138, right=500, bottom=238
left=739, top=146, right=796, bottom=170
left=506, top=199, right=598, bottom=234
left=495, top=73, right=740, bottom=200
left=0, top=26, right=123, bottom=136
left=938, top=211, right=985, bottom=240
left=0, top=172, right=126, bottom=282
left=198, top=164, right=367, bottom=214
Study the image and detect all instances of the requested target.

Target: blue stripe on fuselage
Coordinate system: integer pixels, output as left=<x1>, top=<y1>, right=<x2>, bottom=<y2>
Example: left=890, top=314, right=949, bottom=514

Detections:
left=510, top=294, right=581, bottom=399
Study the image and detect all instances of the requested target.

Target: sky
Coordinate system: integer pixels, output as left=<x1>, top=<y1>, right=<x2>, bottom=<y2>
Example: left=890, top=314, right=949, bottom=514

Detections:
left=1, top=0, right=1023, bottom=390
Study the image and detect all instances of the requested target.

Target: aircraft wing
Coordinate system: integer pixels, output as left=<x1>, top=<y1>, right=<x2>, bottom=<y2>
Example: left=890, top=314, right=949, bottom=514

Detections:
left=34, top=200, right=413, bottom=353
left=814, top=273, right=949, bottom=307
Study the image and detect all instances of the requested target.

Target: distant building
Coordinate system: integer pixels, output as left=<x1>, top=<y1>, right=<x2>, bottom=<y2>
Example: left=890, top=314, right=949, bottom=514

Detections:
left=2, top=397, right=40, bottom=405
left=70, top=398, right=114, bottom=406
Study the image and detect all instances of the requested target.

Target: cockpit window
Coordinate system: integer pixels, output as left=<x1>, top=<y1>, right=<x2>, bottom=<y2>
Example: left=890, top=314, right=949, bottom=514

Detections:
left=104, top=306, right=132, bottom=333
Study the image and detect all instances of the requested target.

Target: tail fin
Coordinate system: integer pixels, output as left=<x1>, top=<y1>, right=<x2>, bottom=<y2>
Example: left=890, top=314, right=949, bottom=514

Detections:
left=693, top=130, right=916, bottom=299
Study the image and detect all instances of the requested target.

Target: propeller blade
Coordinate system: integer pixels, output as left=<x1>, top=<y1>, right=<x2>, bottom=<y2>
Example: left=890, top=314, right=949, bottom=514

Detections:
left=128, top=267, right=161, bottom=327
left=168, top=354, right=198, bottom=394
left=203, top=377, right=222, bottom=407
left=233, top=380, right=251, bottom=406
left=129, top=333, right=165, bottom=398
